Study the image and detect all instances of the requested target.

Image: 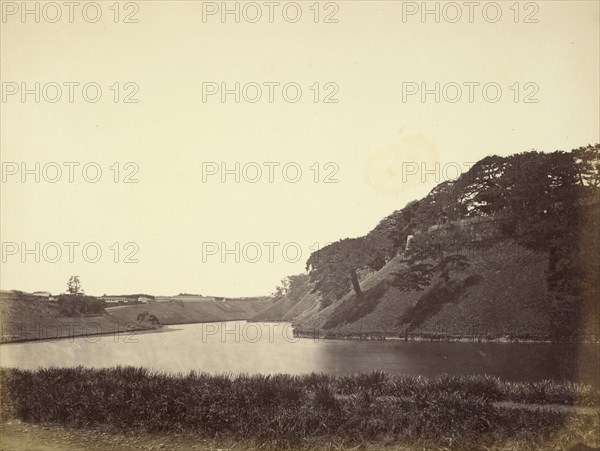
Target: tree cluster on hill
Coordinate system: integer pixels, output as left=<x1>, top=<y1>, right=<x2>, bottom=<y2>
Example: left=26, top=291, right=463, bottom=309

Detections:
left=136, top=311, right=160, bottom=325
left=296, top=145, right=599, bottom=339
left=57, top=295, right=105, bottom=317
left=367, top=145, right=599, bottom=253
left=305, top=237, right=386, bottom=308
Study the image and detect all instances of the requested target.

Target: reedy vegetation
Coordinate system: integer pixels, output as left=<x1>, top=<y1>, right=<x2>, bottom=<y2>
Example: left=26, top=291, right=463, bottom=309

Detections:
left=1, top=367, right=598, bottom=449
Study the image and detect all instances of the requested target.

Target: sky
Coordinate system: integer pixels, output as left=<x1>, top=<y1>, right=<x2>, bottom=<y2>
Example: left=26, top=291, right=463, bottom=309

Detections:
left=1, top=0, right=599, bottom=297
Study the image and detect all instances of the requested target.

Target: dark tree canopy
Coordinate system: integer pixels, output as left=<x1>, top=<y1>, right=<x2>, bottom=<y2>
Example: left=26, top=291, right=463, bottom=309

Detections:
left=306, top=237, right=385, bottom=304
left=392, top=232, right=470, bottom=292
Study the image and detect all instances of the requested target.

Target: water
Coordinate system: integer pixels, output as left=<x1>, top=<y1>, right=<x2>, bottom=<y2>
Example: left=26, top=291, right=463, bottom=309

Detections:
left=1, top=321, right=598, bottom=385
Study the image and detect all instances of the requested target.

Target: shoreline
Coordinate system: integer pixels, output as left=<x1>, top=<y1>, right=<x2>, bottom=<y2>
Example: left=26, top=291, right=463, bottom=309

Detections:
left=292, top=331, right=556, bottom=344
left=291, top=328, right=600, bottom=344
left=294, top=333, right=600, bottom=345
left=0, top=323, right=165, bottom=345
left=0, top=318, right=260, bottom=345
left=3, top=318, right=599, bottom=345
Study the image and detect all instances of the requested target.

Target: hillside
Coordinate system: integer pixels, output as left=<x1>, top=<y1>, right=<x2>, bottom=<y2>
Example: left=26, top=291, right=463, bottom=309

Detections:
left=290, top=240, right=552, bottom=339
left=0, top=291, right=270, bottom=343
left=107, top=297, right=270, bottom=325
left=0, top=291, right=155, bottom=343
left=252, top=146, right=600, bottom=341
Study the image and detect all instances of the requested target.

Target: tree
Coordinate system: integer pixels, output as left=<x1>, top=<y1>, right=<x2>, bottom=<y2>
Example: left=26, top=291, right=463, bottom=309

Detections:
left=504, top=149, right=600, bottom=341
left=367, top=200, right=419, bottom=259
left=392, top=262, right=434, bottom=291
left=573, top=144, right=600, bottom=188
left=392, top=232, right=470, bottom=292
left=306, top=237, right=385, bottom=303
left=271, top=278, right=290, bottom=301
left=57, top=294, right=103, bottom=316
left=271, top=274, right=310, bottom=304
left=458, top=155, right=511, bottom=217
left=67, top=276, right=83, bottom=295
left=137, top=311, right=160, bottom=325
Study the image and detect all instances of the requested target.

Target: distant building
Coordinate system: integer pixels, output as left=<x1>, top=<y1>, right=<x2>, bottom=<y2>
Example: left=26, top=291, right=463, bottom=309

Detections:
left=101, top=296, right=129, bottom=305
left=32, top=291, right=56, bottom=302
left=138, top=296, right=151, bottom=303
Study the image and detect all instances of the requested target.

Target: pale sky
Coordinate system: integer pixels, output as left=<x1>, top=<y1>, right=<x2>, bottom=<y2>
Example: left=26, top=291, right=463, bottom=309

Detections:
left=1, top=0, right=599, bottom=297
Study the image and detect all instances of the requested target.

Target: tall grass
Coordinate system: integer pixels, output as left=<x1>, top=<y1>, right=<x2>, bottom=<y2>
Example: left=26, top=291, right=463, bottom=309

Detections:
left=1, top=367, right=598, bottom=449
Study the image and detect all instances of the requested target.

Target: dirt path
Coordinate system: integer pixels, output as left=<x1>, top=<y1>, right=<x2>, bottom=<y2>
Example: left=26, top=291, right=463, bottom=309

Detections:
left=2, top=416, right=599, bottom=451
left=0, top=421, right=219, bottom=451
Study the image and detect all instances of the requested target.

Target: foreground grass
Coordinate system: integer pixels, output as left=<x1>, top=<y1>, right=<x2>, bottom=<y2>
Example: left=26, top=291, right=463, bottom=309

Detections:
left=1, top=367, right=599, bottom=450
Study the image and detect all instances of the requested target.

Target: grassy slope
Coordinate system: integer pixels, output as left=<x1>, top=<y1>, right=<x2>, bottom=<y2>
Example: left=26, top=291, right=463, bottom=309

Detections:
left=0, top=291, right=153, bottom=343
left=252, top=290, right=321, bottom=323
left=107, top=298, right=270, bottom=325
left=256, top=240, right=554, bottom=339
left=282, top=291, right=322, bottom=322
left=0, top=292, right=270, bottom=343
left=251, top=297, right=294, bottom=321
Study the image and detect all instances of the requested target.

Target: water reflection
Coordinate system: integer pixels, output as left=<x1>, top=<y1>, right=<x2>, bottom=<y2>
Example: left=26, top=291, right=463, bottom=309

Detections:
left=1, top=321, right=598, bottom=386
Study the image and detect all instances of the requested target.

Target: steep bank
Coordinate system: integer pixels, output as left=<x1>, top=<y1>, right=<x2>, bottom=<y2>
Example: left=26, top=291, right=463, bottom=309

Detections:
left=252, top=147, right=600, bottom=342
left=293, top=240, right=553, bottom=339
left=252, top=241, right=555, bottom=340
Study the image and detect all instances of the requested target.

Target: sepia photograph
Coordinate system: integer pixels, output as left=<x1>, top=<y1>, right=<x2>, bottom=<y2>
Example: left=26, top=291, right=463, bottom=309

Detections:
left=0, top=1, right=599, bottom=449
